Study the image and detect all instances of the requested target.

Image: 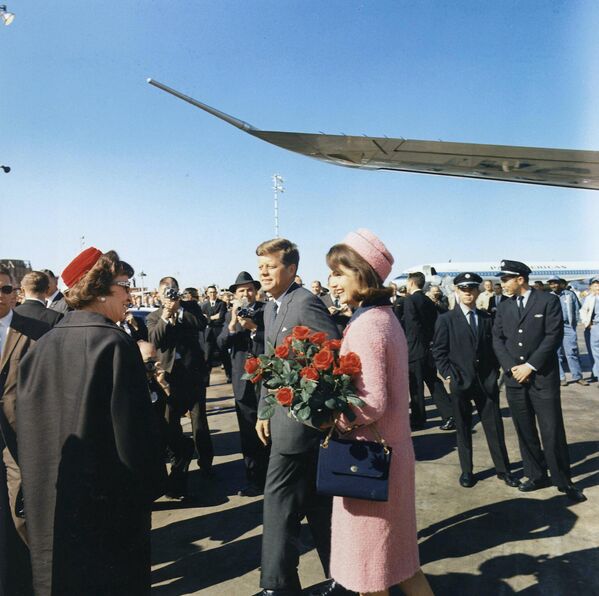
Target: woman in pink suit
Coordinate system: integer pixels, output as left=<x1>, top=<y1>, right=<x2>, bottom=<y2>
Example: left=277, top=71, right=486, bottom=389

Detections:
left=325, top=229, right=433, bottom=596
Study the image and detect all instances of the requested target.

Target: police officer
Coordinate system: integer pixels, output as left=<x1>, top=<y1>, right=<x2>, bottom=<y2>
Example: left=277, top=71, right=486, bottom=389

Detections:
left=493, top=260, right=585, bottom=502
left=433, top=273, right=518, bottom=489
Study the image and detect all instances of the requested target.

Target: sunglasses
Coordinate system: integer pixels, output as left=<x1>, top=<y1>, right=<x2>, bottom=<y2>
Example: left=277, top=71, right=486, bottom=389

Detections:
left=0, top=285, right=15, bottom=295
left=113, top=281, right=132, bottom=289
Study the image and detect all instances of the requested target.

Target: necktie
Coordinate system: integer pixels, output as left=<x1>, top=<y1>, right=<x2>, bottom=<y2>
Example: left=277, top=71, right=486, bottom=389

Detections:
left=517, top=295, right=524, bottom=316
left=334, top=298, right=340, bottom=308
left=467, top=310, right=477, bottom=334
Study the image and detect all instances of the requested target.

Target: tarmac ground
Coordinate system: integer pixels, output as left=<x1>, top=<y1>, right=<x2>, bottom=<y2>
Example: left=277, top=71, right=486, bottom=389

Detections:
left=151, top=348, right=599, bottom=596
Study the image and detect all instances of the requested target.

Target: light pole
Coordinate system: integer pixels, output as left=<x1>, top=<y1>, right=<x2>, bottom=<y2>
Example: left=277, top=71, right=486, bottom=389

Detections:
left=272, top=174, right=285, bottom=237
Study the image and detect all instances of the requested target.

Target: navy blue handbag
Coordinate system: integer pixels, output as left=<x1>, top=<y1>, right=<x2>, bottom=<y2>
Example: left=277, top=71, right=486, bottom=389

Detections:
left=316, top=424, right=392, bottom=502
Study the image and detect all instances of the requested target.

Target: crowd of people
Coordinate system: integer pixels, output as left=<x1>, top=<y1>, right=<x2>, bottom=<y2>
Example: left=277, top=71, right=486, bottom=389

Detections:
left=0, top=235, right=597, bottom=595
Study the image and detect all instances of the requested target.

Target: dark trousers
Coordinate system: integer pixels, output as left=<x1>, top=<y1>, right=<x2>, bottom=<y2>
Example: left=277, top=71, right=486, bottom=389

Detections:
left=168, top=364, right=214, bottom=472
left=452, top=383, right=510, bottom=475
left=236, top=386, right=269, bottom=488
left=409, top=354, right=453, bottom=426
left=505, top=380, right=571, bottom=488
left=261, top=450, right=332, bottom=592
left=205, top=330, right=232, bottom=382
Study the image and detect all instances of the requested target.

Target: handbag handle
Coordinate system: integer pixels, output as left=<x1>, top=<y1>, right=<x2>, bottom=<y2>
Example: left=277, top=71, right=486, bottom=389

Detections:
left=322, top=419, right=390, bottom=455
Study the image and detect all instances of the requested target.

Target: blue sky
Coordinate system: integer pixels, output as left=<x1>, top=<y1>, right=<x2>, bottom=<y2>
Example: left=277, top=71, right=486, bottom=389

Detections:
left=1, top=1, right=598, bottom=290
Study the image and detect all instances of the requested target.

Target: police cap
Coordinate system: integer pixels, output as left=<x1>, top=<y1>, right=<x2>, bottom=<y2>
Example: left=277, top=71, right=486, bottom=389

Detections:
left=546, top=275, right=565, bottom=283
left=499, top=260, right=531, bottom=277
left=454, top=272, right=482, bottom=288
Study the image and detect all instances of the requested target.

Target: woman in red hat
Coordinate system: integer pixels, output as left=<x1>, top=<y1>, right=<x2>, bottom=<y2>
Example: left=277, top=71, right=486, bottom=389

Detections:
left=17, top=248, right=166, bottom=596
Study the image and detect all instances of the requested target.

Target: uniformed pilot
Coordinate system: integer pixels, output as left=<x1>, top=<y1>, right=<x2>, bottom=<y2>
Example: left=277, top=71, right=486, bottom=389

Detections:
left=492, top=260, right=586, bottom=502
left=432, top=272, right=518, bottom=489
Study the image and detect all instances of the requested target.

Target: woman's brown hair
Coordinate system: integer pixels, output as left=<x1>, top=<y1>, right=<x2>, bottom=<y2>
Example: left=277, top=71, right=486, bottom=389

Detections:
left=326, top=244, right=393, bottom=305
left=65, top=251, right=133, bottom=310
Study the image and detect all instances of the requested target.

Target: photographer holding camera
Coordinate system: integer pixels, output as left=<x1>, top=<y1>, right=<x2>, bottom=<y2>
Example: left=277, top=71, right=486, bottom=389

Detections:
left=217, top=272, right=269, bottom=496
left=138, top=341, right=194, bottom=498
left=147, top=277, right=214, bottom=480
left=201, top=285, right=231, bottom=385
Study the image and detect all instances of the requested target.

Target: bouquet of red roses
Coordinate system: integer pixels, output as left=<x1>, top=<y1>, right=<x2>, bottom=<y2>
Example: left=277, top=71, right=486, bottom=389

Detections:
left=242, top=325, right=364, bottom=427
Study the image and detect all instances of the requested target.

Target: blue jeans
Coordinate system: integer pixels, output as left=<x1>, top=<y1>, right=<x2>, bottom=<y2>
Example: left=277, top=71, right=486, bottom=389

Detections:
left=557, top=324, right=583, bottom=381
left=584, top=325, right=599, bottom=379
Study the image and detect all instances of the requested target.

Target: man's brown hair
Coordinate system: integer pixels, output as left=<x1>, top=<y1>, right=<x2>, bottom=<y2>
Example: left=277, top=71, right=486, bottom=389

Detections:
left=21, top=271, right=50, bottom=295
left=256, top=238, right=300, bottom=268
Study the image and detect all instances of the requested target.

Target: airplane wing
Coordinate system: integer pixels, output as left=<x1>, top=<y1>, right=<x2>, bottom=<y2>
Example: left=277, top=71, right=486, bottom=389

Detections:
left=147, top=79, right=599, bottom=191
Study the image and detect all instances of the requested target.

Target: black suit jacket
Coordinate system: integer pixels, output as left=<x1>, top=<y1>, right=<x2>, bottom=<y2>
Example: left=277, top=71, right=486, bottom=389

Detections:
left=15, top=299, right=63, bottom=327
left=432, top=307, right=499, bottom=396
left=259, top=284, right=340, bottom=454
left=217, top=302, right=265, bottom=400
left=487, top=294, right=505, bottom=318
left=146, top=302, right=207, bottom=376
left=402, top=290, right=438, bottom=362
left=492, top=289, right=563, bottom=389
left=201, top=299, right=227, bottom=341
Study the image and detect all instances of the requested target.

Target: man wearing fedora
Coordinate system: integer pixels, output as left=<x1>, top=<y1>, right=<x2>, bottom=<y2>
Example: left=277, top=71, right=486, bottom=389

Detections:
left=547, top=276, right=587, bottom=387
left=493, top=260, right=585, bottom=502
left=217, top=271, right=269, bottom=497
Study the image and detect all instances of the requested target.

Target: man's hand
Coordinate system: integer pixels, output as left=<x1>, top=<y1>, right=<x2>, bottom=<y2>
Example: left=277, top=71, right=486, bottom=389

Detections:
left=155, top=363, right=170, bottom=396
left=162, top=298, right=179, bottom=319
left=511, top=364, right=533, bottom=384
left=256, top=419, right=270, bottom=445
left=237, top=317, right=257, bottom=331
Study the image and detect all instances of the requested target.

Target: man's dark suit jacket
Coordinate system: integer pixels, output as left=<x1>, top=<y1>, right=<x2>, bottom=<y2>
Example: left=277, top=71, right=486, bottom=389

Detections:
left=259, top=284, right=340, bottom=455
left=487, top=294, right=505, bottom=317
left=146, top=302, right=207, bottom=376
left=15, top=299, right=63, bottom=327
left=432, top=307, right=499, bottom=397
left=492, top=289, right=563, bottom=390
left=201, top=299, right=227, bottom=341
left=402, top=290, right=438, bottom=362
left=217, top=302, right=265, bottom=400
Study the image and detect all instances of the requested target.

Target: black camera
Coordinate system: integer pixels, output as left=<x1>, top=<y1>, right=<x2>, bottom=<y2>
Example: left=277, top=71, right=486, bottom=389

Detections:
left=163, top=287, right=182, bottom=301
left=237, top=306, right=256, bottom=320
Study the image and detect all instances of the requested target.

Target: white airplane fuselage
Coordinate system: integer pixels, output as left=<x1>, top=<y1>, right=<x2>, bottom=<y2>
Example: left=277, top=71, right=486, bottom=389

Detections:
left=393, top=261, right=599, bottom=287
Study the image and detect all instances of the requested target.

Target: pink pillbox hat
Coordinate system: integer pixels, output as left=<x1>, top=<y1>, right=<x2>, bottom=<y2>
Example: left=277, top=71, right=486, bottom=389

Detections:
left=342, top=228, right=394, bottom=282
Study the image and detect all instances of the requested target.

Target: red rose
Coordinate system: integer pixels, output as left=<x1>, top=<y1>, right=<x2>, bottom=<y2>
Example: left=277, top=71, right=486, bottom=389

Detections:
left=250, top=373, right=263, bottom=384
left=300, top=366, right=319, bottom=381
left=332, top=367, right=344, bottom=376
left=283, top=335, right=294, bottom=346
left=292, top=326, right=311, bottom=340
left=244, top=357, right=260, bottom=375
left=339, top=352, right=361, bottom=375
left=275, top=387, right=294, bottom=406
left=324, top=339, right=342, bottom=352
left=313, top=348, right=334, bottom=371
left=275, top=344, right=290, bottom=359
left=309, top=332, right=327, bottom=345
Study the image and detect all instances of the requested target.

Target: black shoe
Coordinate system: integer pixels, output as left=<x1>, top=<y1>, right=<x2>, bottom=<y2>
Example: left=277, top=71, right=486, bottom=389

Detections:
left=237, top=484, right=263, bottom=497
left=558, top=484, right=587, bottom=503
left=459, top=472, right=476, bottom=488
left=309, top=580, right=357, bottom=596
left=440, top=417, right=456, bottom=431
left=259, top=590, right=301, bottom=596
left=497, top=472, right=520, bottom=488
left=518, top=476, right=551, bottom=492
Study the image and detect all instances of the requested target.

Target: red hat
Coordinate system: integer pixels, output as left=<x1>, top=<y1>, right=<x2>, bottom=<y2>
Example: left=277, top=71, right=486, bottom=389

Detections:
left=62, top=247, right=103, bottom=288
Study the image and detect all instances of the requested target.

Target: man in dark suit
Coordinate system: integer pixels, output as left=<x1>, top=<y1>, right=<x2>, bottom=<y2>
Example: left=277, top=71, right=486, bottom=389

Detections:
left=254, top=239, right=340, bottom=596
left=14, top=272, right=63, bottom=327
left=432, top=273, right=519, bottom=489
left=201, top=285, right=230, bottom=384
left=403, top=272, right=454, bottom=430
left=147, top=277, right=214, bottom=481
left=487, top=283, right=506, bottom=320
left=41, top=269, right=70, bottom=315
left=217, top=272, right=269, bottom=497
left=493, top=260, right=585, bottom=502
left=0, top=267, right=50, bottom=594
left=119, top=311, right=148, bottom=342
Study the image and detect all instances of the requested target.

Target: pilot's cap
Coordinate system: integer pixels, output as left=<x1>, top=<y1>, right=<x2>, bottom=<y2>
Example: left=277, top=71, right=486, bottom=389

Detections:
left=499, top=260, right=531, bottom=277
left=546, top=275, right=565, bottom=283
left=591, top=277, right=599, bottom=284
left=454, top=272, right=482, bottom=288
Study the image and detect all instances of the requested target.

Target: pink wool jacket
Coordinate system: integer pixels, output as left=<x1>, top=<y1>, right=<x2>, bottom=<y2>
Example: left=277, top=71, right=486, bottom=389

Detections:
left=330, top=306, right=420, bottom=593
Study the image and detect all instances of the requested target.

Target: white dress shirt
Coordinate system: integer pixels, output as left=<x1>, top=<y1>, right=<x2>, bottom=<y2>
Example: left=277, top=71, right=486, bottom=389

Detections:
left=0, top=309, right=14, bottom=359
